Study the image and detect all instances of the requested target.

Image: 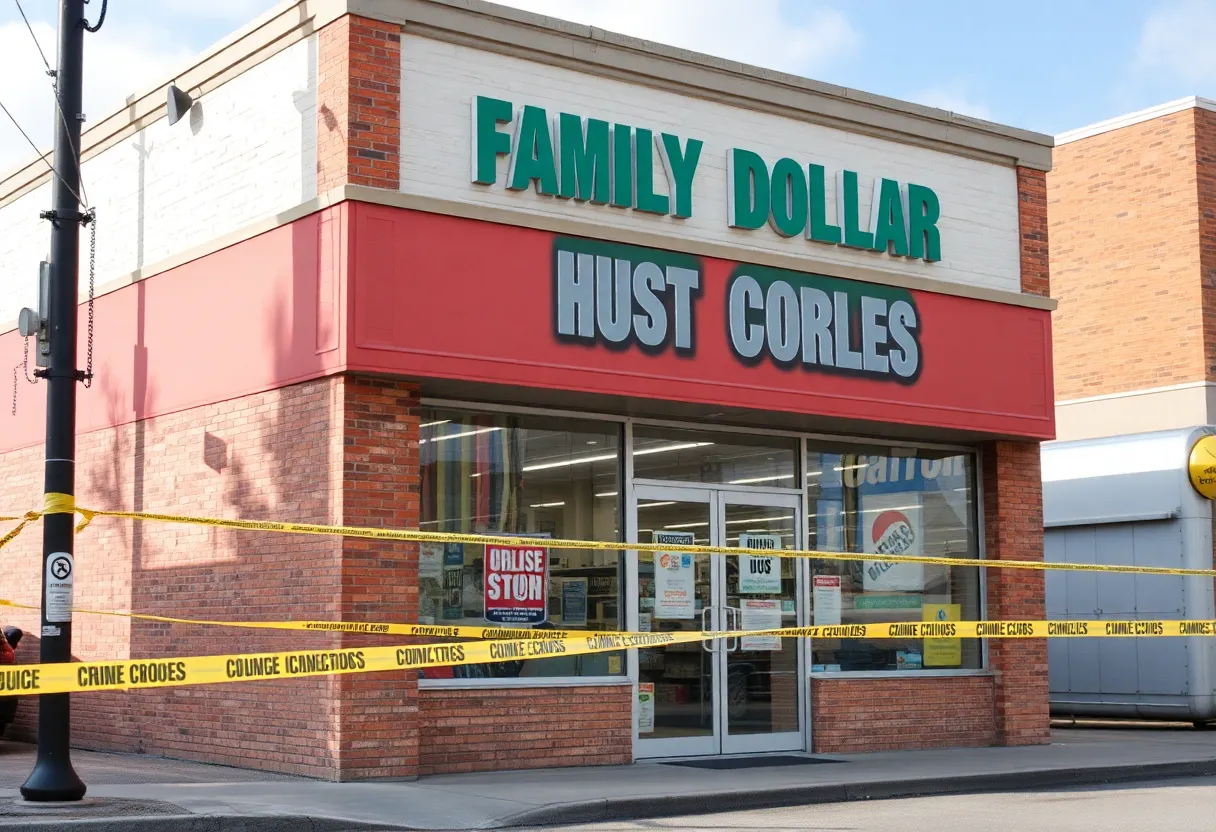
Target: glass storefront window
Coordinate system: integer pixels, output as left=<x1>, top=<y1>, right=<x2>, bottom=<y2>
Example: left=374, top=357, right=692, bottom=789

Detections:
left=806, top=444, right=982, bottom=672
left=632, top=426, right=798, bottom=485
left=418, top=408, right=624, bottom=680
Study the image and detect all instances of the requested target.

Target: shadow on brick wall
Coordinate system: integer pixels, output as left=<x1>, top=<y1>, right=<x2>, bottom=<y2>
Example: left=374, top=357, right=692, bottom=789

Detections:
left=11, top=219, right=350, bottom=778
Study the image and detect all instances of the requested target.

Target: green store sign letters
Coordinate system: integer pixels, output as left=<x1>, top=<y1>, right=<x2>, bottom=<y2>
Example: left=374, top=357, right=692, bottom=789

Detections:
left=471, top=95, right=943, bottom=263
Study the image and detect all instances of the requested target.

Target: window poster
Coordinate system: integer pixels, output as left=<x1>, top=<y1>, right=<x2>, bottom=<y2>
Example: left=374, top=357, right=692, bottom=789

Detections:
left=442, top=543, right=465, bottom=567
left=923, top=603, right=962, bottom=666
left=812, top=575, right=842, bottom=626
left=484, top=544, right=549, bottom=624
left=638, top=683, right=655, bottom=733
left=861, top=492, right=925, bottom=592
left=561, top=578, right=589, bottom=626
left=738, top=533, right=782, bottom=593
left=653, top=531, right=696, bottom=619
left=740, top=598, right=782, bottom=651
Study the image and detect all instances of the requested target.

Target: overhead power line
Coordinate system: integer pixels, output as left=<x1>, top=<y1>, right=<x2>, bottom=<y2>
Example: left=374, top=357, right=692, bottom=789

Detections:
left=13, top=0, right=52, bottom=74
left=0, top=97, right=86, bottom=208
left=9, top=0, right=92, bottom=208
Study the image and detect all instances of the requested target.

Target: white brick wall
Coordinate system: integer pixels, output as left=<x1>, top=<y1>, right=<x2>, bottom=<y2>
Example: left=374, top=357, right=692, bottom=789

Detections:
left=400, top=36, right=1023, bottom=294
left=0, top=35, right=318, bottom=328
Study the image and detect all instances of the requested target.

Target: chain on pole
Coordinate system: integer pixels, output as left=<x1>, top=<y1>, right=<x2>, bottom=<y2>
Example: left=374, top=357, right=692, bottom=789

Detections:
left=11, top=337, right=39, bottom=417
left=83, top=210, right=94, bottom=388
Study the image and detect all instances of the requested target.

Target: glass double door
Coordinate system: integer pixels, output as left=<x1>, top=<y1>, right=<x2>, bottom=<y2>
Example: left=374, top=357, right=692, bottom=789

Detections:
left=634, top=484, right=804, bottom=757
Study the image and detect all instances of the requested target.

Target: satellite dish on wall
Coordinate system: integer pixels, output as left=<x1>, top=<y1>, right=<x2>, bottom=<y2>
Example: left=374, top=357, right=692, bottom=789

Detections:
left=167, top=83, right=194, bottom=126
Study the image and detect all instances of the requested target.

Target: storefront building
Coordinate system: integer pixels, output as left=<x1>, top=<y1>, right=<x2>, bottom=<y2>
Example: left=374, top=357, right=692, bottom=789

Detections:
left=0, top=0, right=1055, bottom=779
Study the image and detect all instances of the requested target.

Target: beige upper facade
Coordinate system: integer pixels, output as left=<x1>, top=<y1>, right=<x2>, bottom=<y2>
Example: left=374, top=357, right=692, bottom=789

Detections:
left=1049, top=97, right=1216, bottom=441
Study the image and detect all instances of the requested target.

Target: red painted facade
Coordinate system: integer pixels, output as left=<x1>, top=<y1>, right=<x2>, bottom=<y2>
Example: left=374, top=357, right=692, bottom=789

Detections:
left=348, top=205, right=1054, bottom=439
left=1, top=203, right=1053, bottom=457
left=1, top=207, right=350, bottom=455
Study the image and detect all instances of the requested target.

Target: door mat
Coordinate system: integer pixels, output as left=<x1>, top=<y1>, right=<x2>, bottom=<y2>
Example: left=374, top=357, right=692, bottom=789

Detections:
left=659, top=755, right=843, bottom=770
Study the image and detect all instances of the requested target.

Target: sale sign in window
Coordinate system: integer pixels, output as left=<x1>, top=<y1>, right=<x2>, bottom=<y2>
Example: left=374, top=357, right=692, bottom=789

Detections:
left=484, top=545, right=549, bottom=624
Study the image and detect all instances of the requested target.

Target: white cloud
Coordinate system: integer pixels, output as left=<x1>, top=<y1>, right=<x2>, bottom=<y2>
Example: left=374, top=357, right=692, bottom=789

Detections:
left=0, top=19, right=193, bottom=180
left=498, top=0, right=858, bottom=77
left=908, top=86, right=993, bottom=122
left=1133, top=0, right=1216, bottom=87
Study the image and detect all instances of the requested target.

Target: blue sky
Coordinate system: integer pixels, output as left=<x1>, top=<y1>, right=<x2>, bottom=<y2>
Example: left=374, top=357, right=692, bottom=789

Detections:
left=1, top=0, right=1213, bottom=173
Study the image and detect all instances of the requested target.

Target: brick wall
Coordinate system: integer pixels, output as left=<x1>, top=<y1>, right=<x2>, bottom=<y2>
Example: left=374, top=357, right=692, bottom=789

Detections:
left=418, top=685, right=633, bottom=775
left=1197, top=109, right=1216, bottom=380
left=1018, top=167, right=1050, bottom=297
left=2, top=377, right=347, bottom=776
left=2, top=374, right=426, bottom=780
left=317, top=15, right=402, bottom=191
left=983, top=440, right=1050, bottom=745
left=1048, top=111, right=1204, bottom=399
left=812, top=676, right=995, bottom=753
left=333, top=377, right=421, bottom=780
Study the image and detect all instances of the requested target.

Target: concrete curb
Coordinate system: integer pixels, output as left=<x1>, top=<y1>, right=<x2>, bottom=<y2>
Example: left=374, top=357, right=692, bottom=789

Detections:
left=3, top=759, right=1215, bottom=830
left=497, top=759, right=1216, bottom=827
left=0, top=814, right=413, bottom=831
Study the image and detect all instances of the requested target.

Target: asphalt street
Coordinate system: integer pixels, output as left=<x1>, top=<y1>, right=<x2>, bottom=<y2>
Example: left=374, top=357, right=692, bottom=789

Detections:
left=514, top=776, right=1216, bottom=832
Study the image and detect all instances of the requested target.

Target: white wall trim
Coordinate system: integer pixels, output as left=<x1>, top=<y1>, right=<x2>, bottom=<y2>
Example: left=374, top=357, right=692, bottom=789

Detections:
left=348, top=186, right=1056, bottom=311
left=1056, top=381, right=1216, bottom=406
left=2, top=179, right=1055, bottom=340
left=1055, top=96, right=1216, bottom=146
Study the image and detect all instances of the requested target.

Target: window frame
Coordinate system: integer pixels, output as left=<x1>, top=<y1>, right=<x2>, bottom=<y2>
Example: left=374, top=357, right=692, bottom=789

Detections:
left=417, top=398, right=988, bottom=690
left=803, top=437, right=989, bottom=678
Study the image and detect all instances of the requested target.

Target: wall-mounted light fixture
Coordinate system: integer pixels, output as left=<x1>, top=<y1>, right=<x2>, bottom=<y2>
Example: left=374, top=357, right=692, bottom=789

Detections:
left=167, top=83, right=194, bottom=126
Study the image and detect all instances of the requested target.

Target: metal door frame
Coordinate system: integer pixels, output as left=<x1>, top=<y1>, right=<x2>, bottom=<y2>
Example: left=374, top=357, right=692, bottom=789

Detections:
left=715, top=488, right=806, bottom=755
left=631, top=482, right=806, bottom=758
left=632, top=483, right=720, bottom=758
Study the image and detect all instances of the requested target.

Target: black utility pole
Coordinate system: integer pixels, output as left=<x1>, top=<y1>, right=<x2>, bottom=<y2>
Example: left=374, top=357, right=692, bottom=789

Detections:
left=21, top=0, right=88, bottom=802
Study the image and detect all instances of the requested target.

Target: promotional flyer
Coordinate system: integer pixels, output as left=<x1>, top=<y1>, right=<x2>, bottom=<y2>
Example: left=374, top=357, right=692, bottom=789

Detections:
left=861, top=493, right=925, bottom=592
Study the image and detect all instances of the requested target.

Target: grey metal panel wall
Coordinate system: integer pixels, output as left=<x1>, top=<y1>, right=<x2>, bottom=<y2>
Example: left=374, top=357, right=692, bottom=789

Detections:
left=1044, top=426, right=1216, bottom=722
left=1046, top=522, right=1188, bottom=702
left=1043, top=471, right=1180, bottom=528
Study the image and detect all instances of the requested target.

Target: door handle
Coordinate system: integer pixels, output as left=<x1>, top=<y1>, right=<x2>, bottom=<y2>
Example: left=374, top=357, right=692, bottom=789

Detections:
left=726, top=606, right=741, bottom=653
left=701, top=605, right=716, bottom=653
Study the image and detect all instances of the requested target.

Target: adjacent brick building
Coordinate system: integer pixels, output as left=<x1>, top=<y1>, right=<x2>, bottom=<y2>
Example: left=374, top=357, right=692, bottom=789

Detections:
left=1049, top=97, right=1216, bottom=439
left=0, top=0, right=1055, bottom=779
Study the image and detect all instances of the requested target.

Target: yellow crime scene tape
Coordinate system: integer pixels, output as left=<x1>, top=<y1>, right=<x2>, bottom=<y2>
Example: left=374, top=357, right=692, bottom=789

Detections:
left=3, top=621, right=1216, bottom=698
left=1, top=596, right=1212, bottom=644
left=0, top=597, right=605, bottom=640
left=3, top=494, right=1215, bottom=578
left=3, top=493, right=1216, bottom=698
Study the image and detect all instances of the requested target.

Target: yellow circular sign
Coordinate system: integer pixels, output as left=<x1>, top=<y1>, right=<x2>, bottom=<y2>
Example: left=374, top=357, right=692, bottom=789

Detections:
left=1188, top=435, right=1216, bottom=498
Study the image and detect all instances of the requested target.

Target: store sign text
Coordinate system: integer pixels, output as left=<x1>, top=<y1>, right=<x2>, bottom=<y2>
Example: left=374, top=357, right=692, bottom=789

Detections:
left=472, top=96, right=943, bottom=263
left=728, top=151, right=941, bottom=262
left=553, top=239, right=922, bottom=384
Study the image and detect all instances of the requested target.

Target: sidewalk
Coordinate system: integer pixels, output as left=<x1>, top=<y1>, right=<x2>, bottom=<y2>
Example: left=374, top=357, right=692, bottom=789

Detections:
left=2, top=726, right=1215, bottom=830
